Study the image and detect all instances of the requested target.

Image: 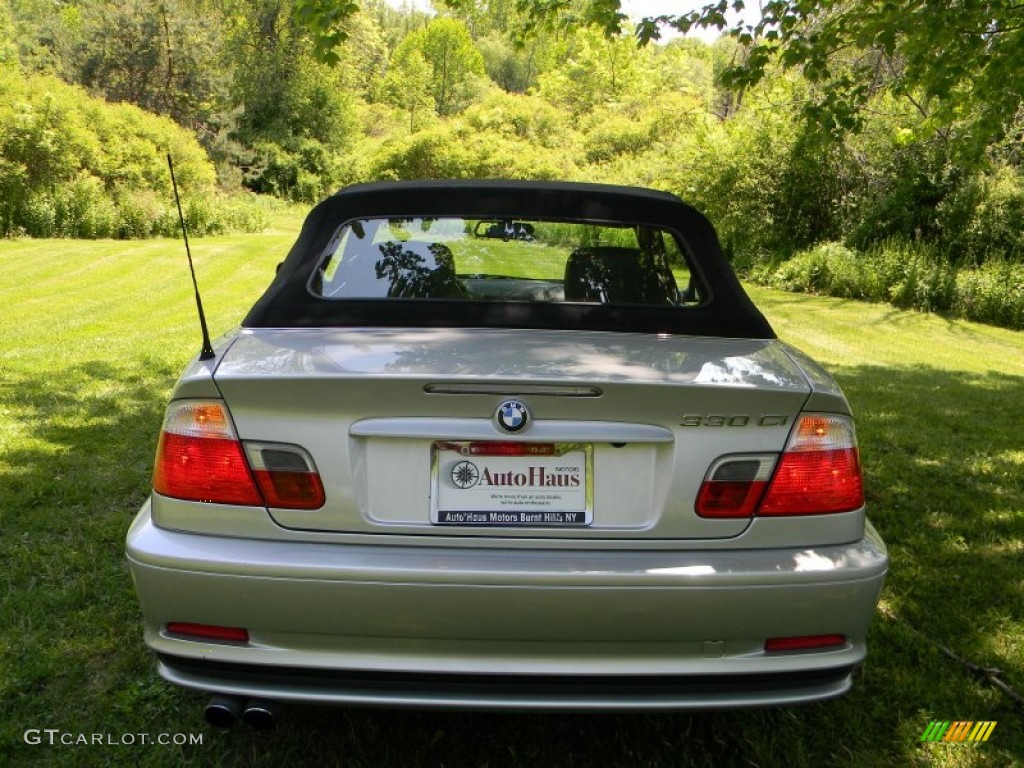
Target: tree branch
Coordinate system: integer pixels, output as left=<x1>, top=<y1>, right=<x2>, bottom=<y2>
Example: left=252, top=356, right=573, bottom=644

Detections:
left=881, top=606, right=1024, bottom=711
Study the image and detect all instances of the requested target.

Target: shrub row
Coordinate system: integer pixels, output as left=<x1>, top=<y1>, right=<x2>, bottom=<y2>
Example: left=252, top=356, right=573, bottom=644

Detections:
left=9, top=182, right=269, bottom=239
left=1, top=69, right=267, bottom=238
left=755, top=241, right=1024, bottom=330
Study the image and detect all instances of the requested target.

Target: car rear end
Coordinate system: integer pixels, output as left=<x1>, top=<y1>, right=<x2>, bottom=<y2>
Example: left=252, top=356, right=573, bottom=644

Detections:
left=126, top=181, right=887, bottom=712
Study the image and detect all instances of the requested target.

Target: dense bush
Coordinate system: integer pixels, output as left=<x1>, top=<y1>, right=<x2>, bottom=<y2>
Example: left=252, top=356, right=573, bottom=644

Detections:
left=0, top=69, right=266, bottom=238
left=461, top=92, right=570, bottom=150
left=842, top=135, right=1024, bottom=264
left=759, top=241, right=1022, bottom=329
left=845, top=141, right=950, bottom=250
left=242, top=139, right=350, bottom=203
left=656, top=75, right=864, bottom=269
left=769, top=242, right=863, bottom=297
left=9, top=185, right=269, bottom=239
left=368, top=122, right=577, bottom=181
left=581, top=113, right=657, bottom=164
left=955, top=262, right=1024, bottom=330
left=942, top=167, right=1024, bottom=263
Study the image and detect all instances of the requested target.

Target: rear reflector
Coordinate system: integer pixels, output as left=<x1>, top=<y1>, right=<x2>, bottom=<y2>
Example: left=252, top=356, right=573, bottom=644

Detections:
left=758, top=414, right=863, bottom=515
left=166, top=622, right=250, bottom=643
left=765, top=634, right=846, bottom=653
left=153, top=401, right=262, bottom=506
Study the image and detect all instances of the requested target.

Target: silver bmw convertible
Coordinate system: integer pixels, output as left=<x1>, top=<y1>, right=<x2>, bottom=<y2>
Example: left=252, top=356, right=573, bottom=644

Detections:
left=126, top=180, right=888, bottom=724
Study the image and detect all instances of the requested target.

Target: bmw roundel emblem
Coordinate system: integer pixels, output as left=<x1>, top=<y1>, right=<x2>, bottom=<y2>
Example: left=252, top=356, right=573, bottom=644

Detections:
left=495, top=399, right=529, bottom=433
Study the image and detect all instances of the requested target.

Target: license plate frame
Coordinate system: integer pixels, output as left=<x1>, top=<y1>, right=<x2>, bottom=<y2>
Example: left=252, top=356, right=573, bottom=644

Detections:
left=430, top=441, right=593, bottom=527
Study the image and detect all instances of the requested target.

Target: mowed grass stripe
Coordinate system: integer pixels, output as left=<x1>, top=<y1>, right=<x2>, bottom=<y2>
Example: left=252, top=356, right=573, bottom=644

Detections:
left=747, top=286, right=1024, bottom=377
left=1, top=233, right=294, bottom=363
left=1, top=227, right=1022, bottom=767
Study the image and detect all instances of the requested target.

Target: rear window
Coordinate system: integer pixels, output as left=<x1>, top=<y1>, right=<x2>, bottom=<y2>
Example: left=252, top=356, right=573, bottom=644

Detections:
left=309, top=217, right=707, bottom=307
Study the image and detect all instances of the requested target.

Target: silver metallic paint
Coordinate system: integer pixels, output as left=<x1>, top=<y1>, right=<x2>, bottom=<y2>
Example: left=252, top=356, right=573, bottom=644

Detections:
left=132, top=325, right=886, bottom=709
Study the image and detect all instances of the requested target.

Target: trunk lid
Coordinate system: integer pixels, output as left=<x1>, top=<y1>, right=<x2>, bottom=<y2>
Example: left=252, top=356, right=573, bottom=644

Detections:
left=213, top=328, right=814, bottom=540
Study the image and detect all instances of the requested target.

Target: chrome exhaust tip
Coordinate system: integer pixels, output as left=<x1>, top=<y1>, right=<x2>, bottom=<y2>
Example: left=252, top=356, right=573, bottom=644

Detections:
left=203, top=696, right=243, bottom=728
left=241, top=698, right=280, bottom=730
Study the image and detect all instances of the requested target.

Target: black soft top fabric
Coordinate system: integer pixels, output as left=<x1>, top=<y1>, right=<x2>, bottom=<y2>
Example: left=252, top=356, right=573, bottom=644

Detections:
left=242, top=180, right=775, bottom=339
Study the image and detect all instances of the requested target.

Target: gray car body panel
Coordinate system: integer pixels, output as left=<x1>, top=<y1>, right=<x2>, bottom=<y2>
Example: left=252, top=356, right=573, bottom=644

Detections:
left=154, top=328, right=864, bottom=544
left=129, top=327, right=886, bottom=709
left=127, top=501, right=886, bottom=709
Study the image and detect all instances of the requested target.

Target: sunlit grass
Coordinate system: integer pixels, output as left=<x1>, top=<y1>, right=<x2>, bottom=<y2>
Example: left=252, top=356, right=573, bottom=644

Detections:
left=1, top=224, right=1021, bottom=766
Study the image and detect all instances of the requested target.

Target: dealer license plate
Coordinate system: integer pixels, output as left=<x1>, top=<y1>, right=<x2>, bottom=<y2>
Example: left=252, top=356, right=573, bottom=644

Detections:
left=431, top=441, right=593, bottom=526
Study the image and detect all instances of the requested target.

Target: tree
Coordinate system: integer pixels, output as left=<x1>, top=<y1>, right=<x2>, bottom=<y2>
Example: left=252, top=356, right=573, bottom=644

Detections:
left=380, top=48, right=435, bottom=131
left=225, top=0, right=358, bottom=147
left=219, top=0, right=363, bottom=199
left=291, top=0, right=360, bottom=64
left=684, top=1, right=1023, bottom=155
left=336, top=7, right=388, bottom=98
left=484, top=0, right=1024, bottom=158
left=432, top=0, right=559, bottom=94
left=476, top=32, right=535, bottom=93
left=392, top=17, right=485, bottom=116
left=68, top=0, right=222, bottom=128
left=536, top=27, right=647, bottom=116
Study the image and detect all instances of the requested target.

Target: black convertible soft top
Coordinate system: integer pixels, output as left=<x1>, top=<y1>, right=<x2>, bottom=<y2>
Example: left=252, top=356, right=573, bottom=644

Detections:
left=242, top=180, right=775, bottom=339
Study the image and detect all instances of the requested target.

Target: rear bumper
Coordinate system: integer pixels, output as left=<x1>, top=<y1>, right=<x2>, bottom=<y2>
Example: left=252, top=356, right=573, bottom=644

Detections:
left=158, top=656, right=857, bottom=710
left=127, top=500, right=888, bottom=710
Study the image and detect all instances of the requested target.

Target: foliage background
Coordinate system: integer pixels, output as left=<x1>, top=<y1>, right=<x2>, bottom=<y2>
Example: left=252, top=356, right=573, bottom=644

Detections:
left=1, top=0, right=1023, bottom=322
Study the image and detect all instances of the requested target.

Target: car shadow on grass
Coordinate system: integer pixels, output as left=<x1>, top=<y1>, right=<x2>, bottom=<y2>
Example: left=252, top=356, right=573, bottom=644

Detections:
left=2, top=360, right=1022, bottom=767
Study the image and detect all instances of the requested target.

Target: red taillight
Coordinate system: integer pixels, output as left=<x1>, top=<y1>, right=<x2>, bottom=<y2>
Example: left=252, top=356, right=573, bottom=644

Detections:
left=765, top=634, right=846, bottom=653
left=758, top=414, right=864, bottom=516
left=246, top=444, right=325, bottom=510
left=153, top=401, right=262, bottom=505
left=695, top=458, right=773, bottom=518
left=153, top=402, right=325, bottom=509
left=166, top=622, right=250, bottom=643
left=253, top=470, right=325, bottom=508
left=695, top=414, right=864, bottom=519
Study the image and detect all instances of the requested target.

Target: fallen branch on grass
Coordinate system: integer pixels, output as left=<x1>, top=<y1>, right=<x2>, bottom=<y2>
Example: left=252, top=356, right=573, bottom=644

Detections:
left=881, top=606, right=1024, bottom=710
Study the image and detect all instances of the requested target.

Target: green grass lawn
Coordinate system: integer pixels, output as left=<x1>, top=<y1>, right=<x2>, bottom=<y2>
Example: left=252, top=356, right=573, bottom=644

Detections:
left=1, top=223, right=1022, bottom=767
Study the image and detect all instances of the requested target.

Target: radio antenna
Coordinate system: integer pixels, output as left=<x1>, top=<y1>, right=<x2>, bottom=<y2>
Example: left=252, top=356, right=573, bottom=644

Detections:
left=167, top=153, right=215, bottom=361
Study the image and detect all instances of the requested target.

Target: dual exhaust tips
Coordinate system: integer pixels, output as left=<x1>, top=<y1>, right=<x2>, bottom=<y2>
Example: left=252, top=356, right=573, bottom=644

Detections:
left=204, top=696, right=279, bottom=730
